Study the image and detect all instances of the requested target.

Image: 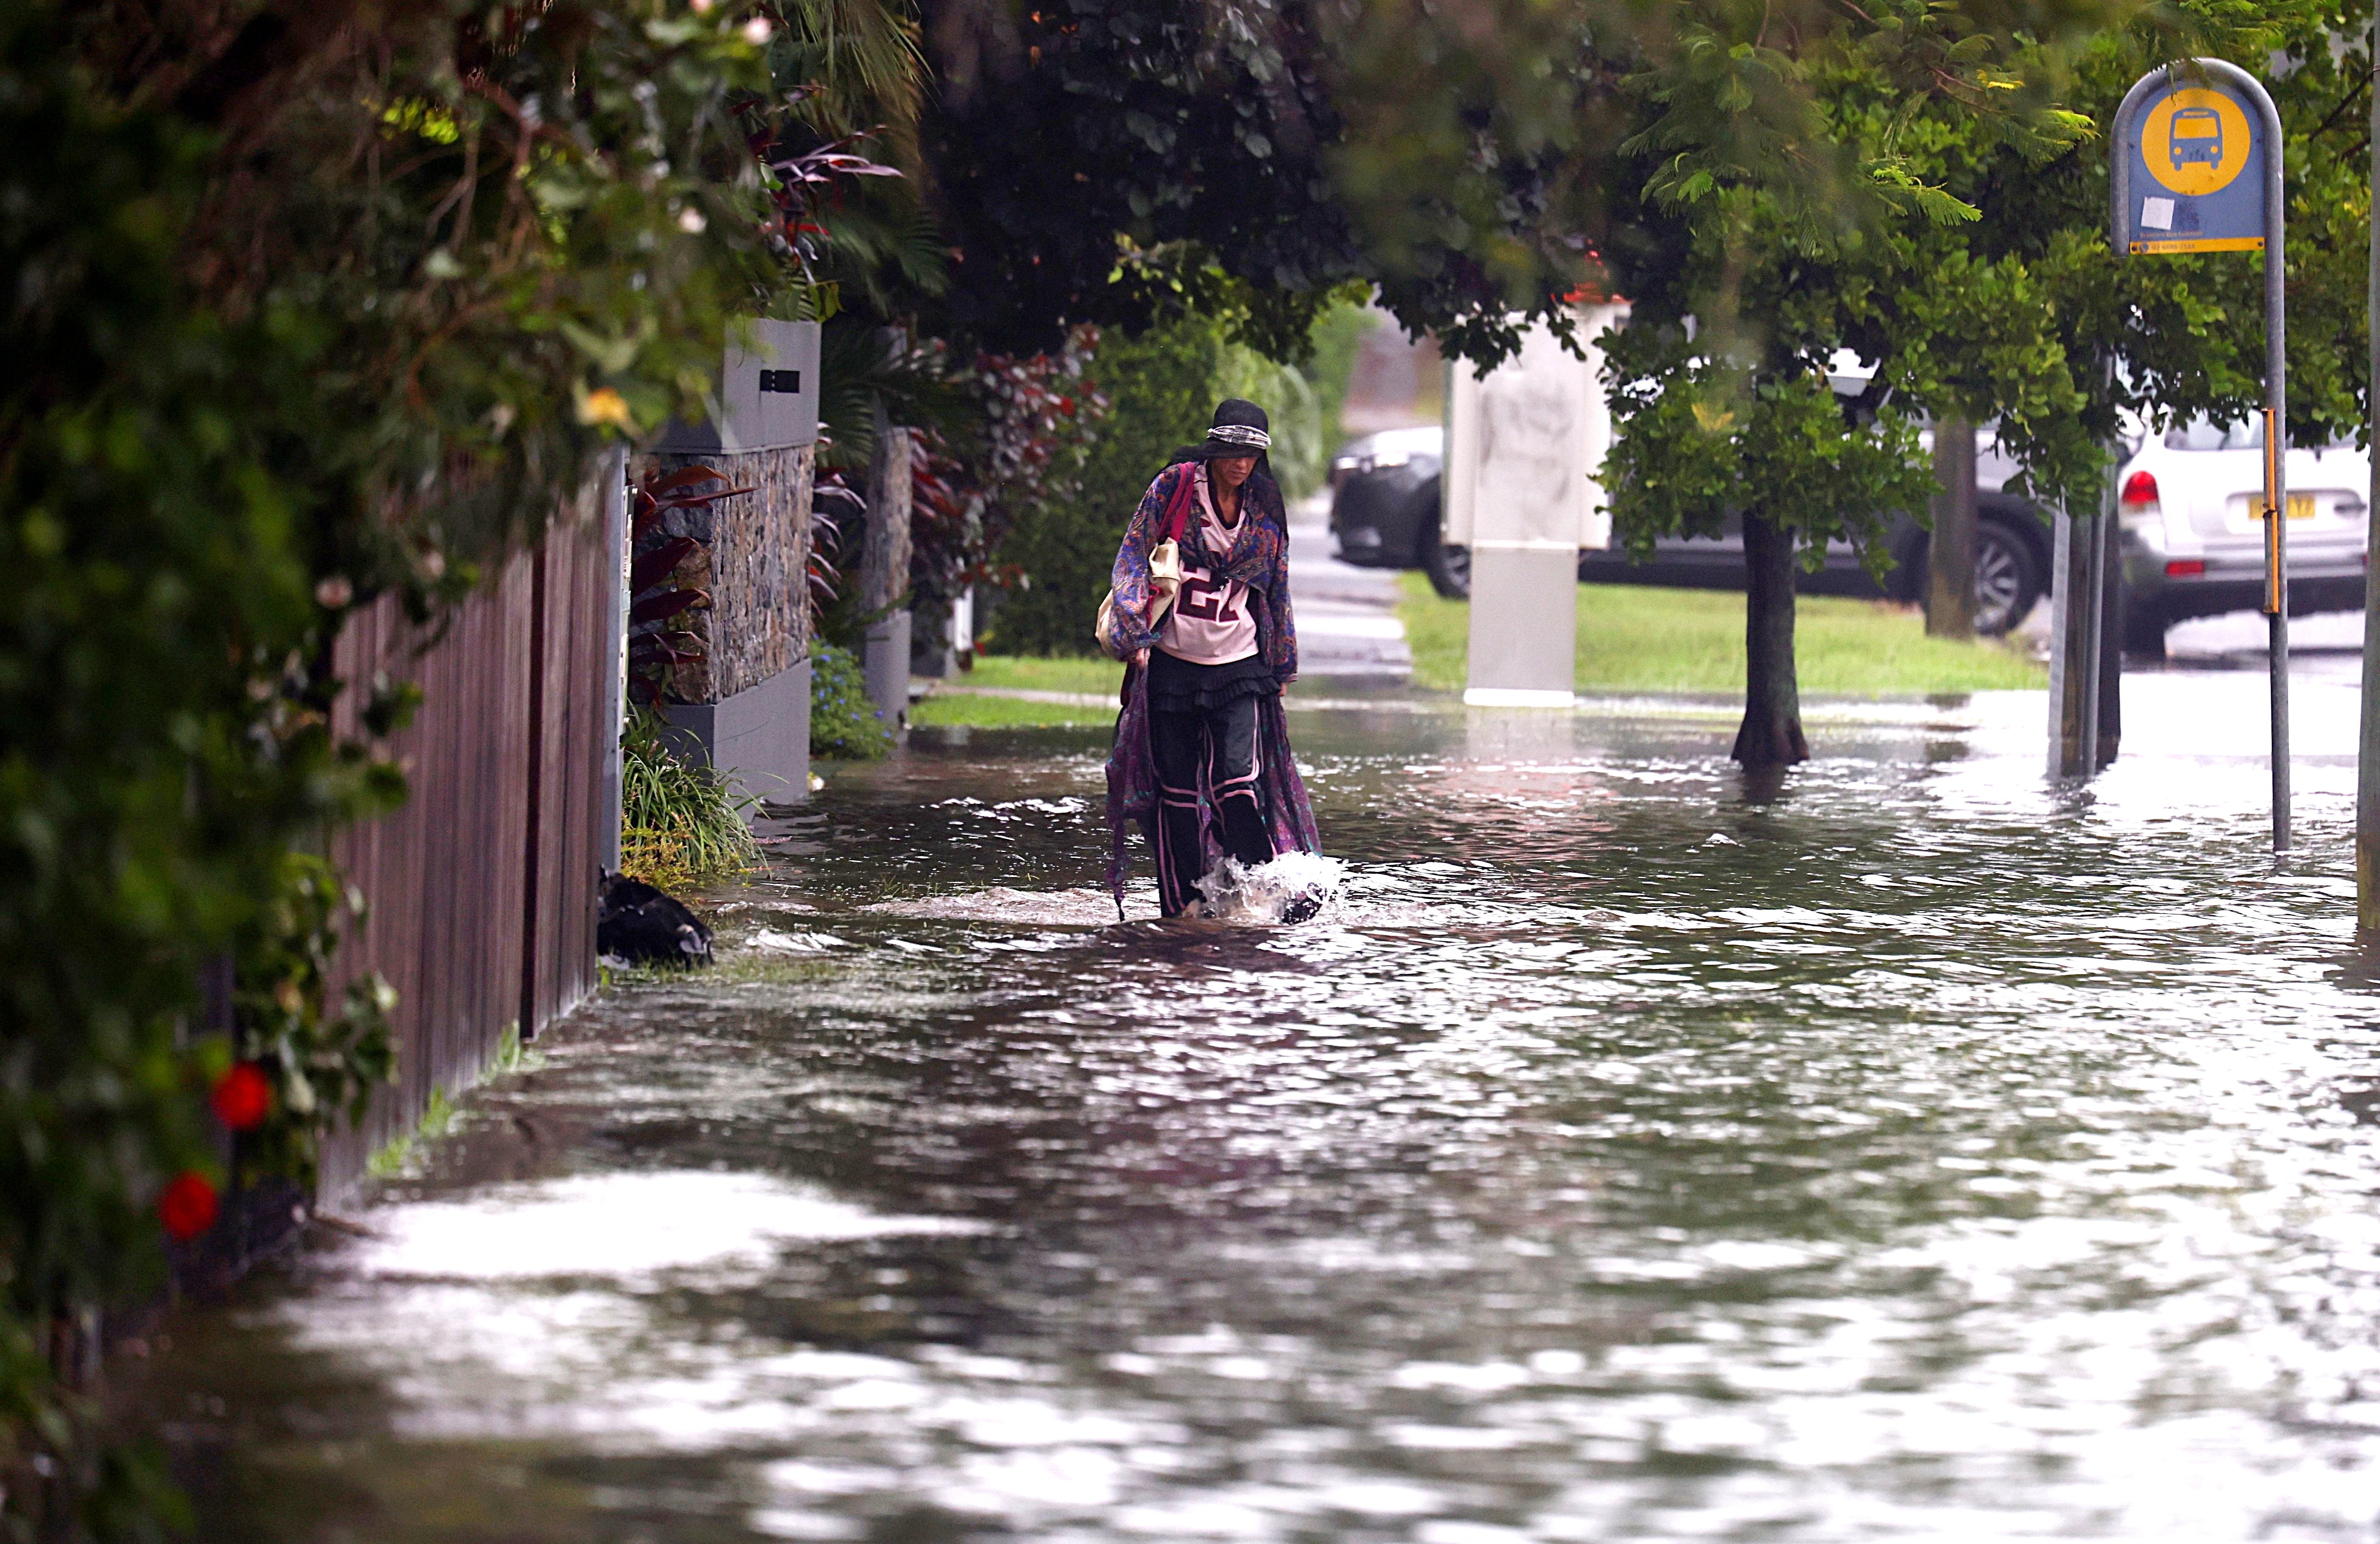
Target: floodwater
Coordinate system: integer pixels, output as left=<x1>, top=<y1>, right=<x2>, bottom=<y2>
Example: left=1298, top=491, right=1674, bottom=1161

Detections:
left=128, top=666, right=2380, bottom=1543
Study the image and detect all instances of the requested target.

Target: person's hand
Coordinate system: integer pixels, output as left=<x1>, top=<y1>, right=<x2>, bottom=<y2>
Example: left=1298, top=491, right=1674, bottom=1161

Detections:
left=1133, top=648, right=1150, bottom=669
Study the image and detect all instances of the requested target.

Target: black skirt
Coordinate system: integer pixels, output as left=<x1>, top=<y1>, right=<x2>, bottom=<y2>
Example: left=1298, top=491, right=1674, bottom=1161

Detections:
left=1147, top=648, right=1278, bottom=713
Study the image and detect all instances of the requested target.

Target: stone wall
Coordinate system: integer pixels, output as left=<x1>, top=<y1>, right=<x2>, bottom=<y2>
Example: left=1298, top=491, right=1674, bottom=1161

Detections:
left=656, top=442, right=814, bottom=704
left=860, top=424, right=914, bottom=729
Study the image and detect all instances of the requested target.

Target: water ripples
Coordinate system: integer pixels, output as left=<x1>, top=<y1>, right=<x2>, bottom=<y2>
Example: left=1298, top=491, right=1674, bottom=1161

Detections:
left=134, top=688, right=2380, bottom=1541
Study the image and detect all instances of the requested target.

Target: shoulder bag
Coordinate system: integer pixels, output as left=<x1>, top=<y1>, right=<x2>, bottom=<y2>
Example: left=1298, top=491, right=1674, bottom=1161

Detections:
left=1095, top=466, right=1198, bottom=661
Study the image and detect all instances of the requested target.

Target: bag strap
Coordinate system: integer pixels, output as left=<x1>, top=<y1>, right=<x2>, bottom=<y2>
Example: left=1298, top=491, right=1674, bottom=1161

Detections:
left=1161, top=464, right=1198, bottom=545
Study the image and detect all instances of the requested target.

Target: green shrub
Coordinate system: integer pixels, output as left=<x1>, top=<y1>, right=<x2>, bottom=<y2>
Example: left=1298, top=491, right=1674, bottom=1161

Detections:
left=619, top=716, right=761, bottom=892
left=811, top=644, right=895, bottom=759
left=1304, top=301, right=1375, bottom=459
left=0, top=2, right=788, bottom=1531
left=992, top=318, right=1230, bottom=655
left=1216, top=345, right=1325, bottom=499
left=988, top=307, right=1370, bottom=655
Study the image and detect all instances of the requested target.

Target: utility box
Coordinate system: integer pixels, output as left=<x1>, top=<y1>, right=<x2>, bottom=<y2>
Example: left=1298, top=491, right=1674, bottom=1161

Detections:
left=656, top=318, right=821, bottom=455
left=1443, top=301, right=1628, bottom=707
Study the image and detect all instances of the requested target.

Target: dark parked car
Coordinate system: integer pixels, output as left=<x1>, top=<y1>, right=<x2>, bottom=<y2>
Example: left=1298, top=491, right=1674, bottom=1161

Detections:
left=1328, top=427, right=1469, bottom=595
left=1329, top=425, right=2051, bottom=635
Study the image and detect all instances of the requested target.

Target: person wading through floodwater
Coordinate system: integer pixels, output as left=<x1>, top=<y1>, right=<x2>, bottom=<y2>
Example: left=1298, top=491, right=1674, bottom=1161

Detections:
left=1102, top=399, right=1322, bottom=920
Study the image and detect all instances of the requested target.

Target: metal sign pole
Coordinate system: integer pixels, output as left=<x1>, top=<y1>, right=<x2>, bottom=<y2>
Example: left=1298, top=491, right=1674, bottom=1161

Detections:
left=2359, top=19, right=2380, bottom=924
left=2261, top=89, right=2291, bottom=852
left=2112, top=58, right=2288, bottom=848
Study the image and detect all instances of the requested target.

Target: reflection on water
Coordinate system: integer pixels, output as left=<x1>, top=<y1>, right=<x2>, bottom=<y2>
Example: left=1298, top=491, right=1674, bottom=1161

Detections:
left=129, top=679, right=2380, bottom=1542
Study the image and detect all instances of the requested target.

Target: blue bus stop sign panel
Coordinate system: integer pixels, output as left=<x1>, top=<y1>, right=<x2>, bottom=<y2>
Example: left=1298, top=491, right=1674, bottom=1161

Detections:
left=2120, top=81, right=2266, bottom=254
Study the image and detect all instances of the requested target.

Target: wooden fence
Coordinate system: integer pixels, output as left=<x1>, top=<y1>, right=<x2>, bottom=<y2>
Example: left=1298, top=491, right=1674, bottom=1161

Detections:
left=318, top=477, right=622, bottom=1199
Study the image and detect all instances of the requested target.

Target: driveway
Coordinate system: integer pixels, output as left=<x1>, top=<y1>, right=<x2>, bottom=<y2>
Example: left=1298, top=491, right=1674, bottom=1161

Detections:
left=1285, top=493, right=1411, bottom=681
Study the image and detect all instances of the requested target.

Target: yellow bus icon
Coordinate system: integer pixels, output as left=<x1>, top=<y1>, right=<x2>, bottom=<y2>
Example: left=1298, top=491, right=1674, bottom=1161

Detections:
left=2170, top=106, right=2223, bottom=167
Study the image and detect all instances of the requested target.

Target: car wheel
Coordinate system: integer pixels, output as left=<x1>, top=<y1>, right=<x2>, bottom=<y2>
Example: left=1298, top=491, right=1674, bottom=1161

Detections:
left=1972, top=521, right=2042, bottom=636
left=1421, top=526, right=1472, bottom=600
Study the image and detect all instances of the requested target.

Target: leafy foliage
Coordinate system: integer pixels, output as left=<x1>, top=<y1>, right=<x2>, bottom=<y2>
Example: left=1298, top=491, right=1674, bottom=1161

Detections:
left=980, top=309, right=1351, bottom=655
left=627, top=465, right=764, bottom=708
left=916, top=0, right=1609, bottom=365
left=1304, top=301, right=1377, bottom=463
left=988, top=319, right=1227, bottom=655
left=0, top=0, right=839, bottom=1532
left=618, top=715, right=763, bottom=891
left=221, top=857, right=400, bottom=1187
left=809, top=643, right=897, bottom=758
left=914, top=0, right=2149, bottom=371
left=2050, top=0, right=2369, bottom=452
left=1589, top=0, right=2346, bottom=758
left=908, top=431, right=995, bottom=635
left=1603, top=349, right=1938, bottom=577
left=64, top=0, right=791, bottom=583
left=0, top=6, right=408, bottom=1528
left=756, top=130, right=918, bottom=321
left=861, top=330, right=1114, bottom=657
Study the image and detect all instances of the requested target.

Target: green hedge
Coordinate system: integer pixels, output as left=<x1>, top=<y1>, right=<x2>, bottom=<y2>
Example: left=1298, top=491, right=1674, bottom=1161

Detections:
left=991, top=320, right=1229, bottom=656
left=988, top=310, right=1359, bottom=658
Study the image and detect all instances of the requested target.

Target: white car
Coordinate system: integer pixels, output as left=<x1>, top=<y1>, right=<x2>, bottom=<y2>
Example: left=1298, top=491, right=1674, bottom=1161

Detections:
left=2116, top=415, right=2369, bottom=655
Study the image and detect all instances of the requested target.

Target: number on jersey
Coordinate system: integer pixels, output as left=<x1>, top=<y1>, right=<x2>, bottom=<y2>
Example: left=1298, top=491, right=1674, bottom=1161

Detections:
left=1176, top=570, right=1241, bottom=623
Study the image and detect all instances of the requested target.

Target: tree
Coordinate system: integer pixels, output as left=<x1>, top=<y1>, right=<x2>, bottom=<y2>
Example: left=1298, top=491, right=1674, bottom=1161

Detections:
left=1597, top=46, right=2098, bottom=763
left=1597, top=0, right=2350, bottom=766
left=1602, top=351, right=1941, bottom=762
left=914, top=0, right=1611, bottom=364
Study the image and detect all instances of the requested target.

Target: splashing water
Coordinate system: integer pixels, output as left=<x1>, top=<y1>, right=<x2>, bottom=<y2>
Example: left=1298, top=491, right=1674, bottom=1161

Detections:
left=1196, top=849, right=1346, bottom=923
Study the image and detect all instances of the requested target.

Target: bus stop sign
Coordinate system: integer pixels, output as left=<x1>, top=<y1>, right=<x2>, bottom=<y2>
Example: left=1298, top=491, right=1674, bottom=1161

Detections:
left=2107, top=58, right=2291, bottom=852
left=2117, top=76, right=2268, bottom=253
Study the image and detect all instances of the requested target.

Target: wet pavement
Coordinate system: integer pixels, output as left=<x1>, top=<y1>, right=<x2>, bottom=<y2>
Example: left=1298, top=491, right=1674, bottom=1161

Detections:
left=1286, top=495, right=1411, bottom=682
left=123, top=655, right=2380, bottom=1543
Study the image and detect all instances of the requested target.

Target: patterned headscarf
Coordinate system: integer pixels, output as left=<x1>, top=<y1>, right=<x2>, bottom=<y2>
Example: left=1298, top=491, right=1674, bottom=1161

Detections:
left=1167, top=398, right=1274, bottom=481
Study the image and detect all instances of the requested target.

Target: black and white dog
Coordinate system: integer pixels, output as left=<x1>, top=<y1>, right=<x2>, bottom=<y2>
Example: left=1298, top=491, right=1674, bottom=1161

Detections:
left=596, top=874, right=714, bottom=967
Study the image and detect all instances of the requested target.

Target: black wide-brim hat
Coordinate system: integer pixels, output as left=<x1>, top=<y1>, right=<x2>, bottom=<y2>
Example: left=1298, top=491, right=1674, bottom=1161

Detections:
left=1169, top=398, right=1273, bottom=470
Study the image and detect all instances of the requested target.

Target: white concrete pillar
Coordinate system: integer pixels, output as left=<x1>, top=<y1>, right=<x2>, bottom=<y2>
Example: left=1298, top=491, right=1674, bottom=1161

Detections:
left=1443, top=303, right=1627, bottom=707
left=651, top=317, right=820, bottom=807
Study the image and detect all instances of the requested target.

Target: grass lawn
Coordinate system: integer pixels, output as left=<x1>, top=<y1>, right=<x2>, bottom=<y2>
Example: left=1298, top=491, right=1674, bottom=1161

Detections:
left=1398, top=572, right=2044, bottom=697
left=907, top=652, right=1123, bottom=729
left=948, top=655, right=1124, bottom=695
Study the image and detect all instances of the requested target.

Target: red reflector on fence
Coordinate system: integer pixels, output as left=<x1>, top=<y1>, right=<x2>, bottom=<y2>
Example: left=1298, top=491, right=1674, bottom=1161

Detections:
left=2165, top=559, right=2207, bottom=578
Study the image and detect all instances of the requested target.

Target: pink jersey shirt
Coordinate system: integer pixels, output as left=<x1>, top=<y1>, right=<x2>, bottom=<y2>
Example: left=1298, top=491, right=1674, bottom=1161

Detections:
left=1158, top=466, right=1261, bottom=665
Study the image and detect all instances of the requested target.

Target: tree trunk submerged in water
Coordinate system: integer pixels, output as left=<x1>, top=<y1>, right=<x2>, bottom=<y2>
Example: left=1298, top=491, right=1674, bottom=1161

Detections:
left=1926, top=417, right=1977, bottom=640
left=1734, top=512, right=1809, bottom=767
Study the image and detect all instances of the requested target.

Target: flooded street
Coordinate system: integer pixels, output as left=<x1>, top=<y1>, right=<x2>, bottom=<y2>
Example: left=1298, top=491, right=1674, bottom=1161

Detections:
left=133, top=667, right=2380, bottom=1543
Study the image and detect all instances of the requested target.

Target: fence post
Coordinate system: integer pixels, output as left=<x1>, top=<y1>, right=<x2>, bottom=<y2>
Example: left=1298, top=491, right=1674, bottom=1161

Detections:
left=600, top=447, right=626, bottom=875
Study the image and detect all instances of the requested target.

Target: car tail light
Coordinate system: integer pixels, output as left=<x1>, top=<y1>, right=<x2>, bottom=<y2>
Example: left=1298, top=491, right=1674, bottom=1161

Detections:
left=2164, top=559, right=2206, bottom=578
left=2117, top=470, right=2161, bottom=528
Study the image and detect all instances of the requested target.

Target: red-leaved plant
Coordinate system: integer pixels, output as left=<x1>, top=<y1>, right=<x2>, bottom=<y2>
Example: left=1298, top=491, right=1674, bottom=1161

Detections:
left=628, top=466, right=750, bottom=706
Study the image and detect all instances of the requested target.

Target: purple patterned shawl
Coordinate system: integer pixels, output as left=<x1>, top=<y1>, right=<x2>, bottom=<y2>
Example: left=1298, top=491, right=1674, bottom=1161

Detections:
left=1103, top=464, right=1321, bottom=914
